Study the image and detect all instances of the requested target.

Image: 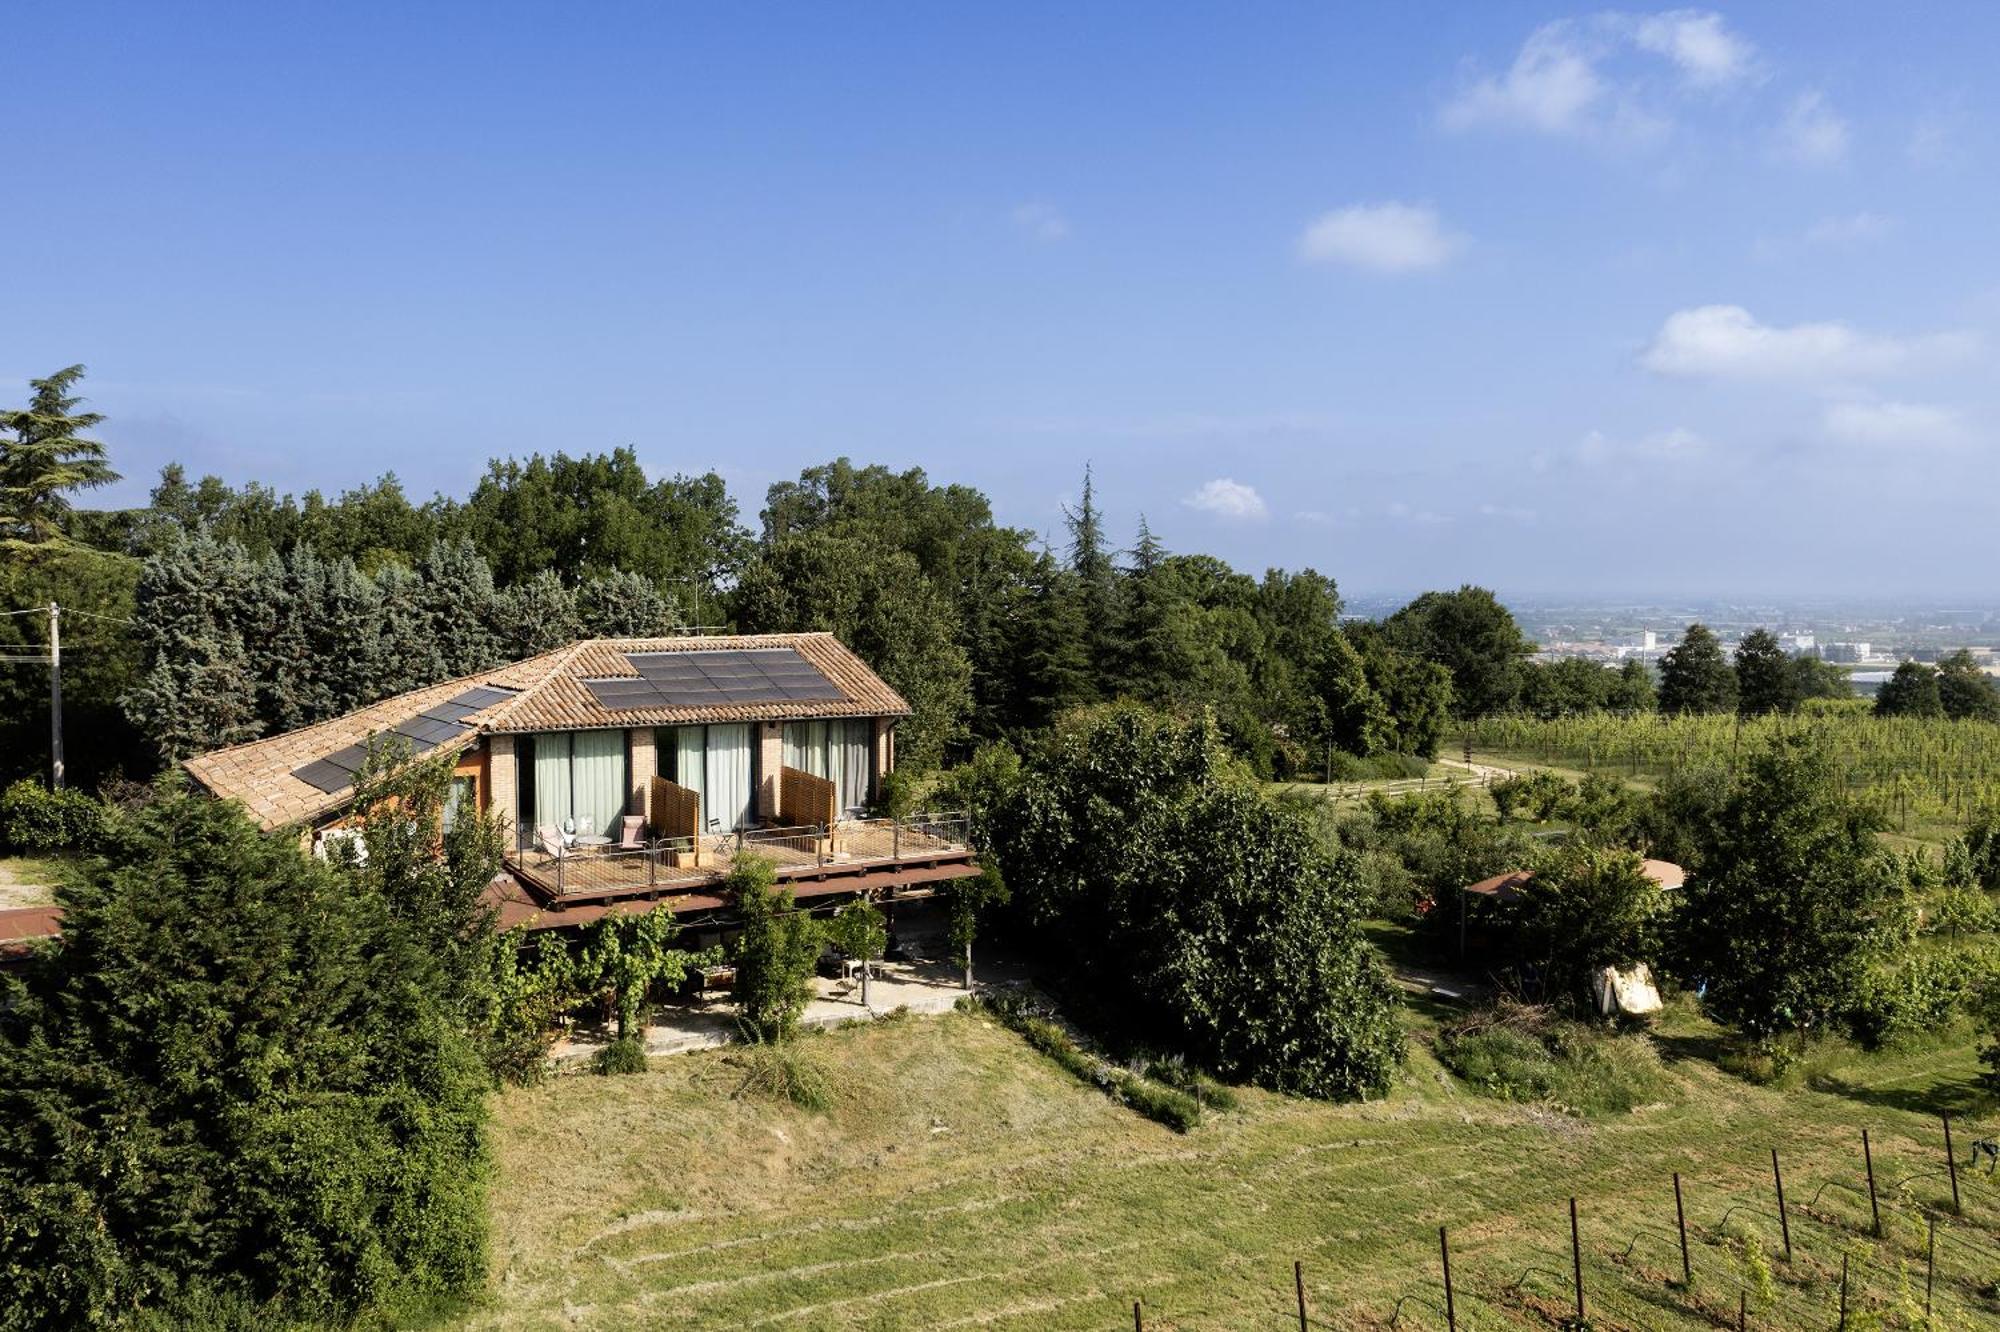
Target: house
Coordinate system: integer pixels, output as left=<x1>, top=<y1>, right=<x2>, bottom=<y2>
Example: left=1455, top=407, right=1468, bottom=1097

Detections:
left=182, top=633, right=980, bottom=936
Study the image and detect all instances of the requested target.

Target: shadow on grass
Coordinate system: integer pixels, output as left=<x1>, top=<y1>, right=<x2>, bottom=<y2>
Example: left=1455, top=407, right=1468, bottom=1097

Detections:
left=1806, top=1072, right=1998, bottom=1119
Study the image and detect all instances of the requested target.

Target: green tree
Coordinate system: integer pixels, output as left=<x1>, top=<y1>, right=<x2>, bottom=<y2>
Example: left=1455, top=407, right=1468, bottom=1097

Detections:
left=1382, top=585, right=1533, bottom=718
left=579, top=907, right=707, bottom=1039
left=985, top=703, right=1404, bottom=1100
left=576, top=568, right=675, bottom=637
left=1788, top=654, right=1852, bottom=704
left=1873, top=661, right=1942, bottom=719
left=1517, top=657, right=1615, bottom=718
left=729, top=854, right=823, bottom=1040
left=1668, top=734, right=1894, bottom=1041
left=1607, top=658, right=1657, bottom=712
left=0, top=544, right=144, bottom=786
left=0, top=365, right=119, bottom=546
left=827, top=898, right=888, bottom=1008
left=940, top=862, right=1010, bottom=988
left=1657, top=623, right=1737, bottom=715
left=1733, top=628, right=1799, bottom=717
left=1063, top=465, right=1121, bottom=677
left=493, top=567, right=582, bottom=657
left=0, top=775, right=491, bottom=1327
left=1937, top=650, right=2000, bottom=721
left=415, top=537, right=503, bottom=675
left=734, top=531, right=972, bottom=770
left=1496, top=844, right=1667, bottom=1001
left=1349, top=623, right=1453, bottom=758
left=122, top=531, right=264, bottom=760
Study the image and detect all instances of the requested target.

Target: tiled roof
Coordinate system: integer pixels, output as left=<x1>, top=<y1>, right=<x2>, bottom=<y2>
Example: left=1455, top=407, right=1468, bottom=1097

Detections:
left=184, top=634, right=909, bottom=831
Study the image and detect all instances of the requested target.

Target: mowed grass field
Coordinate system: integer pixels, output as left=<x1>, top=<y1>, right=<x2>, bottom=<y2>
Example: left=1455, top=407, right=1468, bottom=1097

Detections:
left=465, top=998, right=2000, bottom=1330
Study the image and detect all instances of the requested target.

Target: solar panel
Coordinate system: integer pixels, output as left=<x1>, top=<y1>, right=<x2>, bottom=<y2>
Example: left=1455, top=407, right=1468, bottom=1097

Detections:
left=621, top=648, right=845, bottom=706
left=290, top=682, right=516, bottom=792
left=293, top=759, right=355, bottom=794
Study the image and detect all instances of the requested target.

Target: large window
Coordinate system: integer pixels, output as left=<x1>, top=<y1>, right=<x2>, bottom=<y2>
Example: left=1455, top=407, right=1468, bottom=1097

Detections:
left=668, top=724, right=755, bottom=832
left=783, top=718, right=872, bottom=816
left=523, top=730, right=628, bottom=840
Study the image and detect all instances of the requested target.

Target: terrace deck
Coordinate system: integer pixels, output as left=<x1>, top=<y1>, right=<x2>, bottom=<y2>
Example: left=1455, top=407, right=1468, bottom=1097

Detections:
left=504, top=815, right=974, bottom=907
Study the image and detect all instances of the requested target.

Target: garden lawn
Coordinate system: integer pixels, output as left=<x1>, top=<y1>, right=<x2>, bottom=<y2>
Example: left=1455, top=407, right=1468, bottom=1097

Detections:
left=465, top=1003, right=2000, bottom=1330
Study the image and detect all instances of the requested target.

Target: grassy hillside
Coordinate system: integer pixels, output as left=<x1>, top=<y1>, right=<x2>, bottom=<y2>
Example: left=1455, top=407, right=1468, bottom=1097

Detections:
left=466, top=1000, right=2000, bottom=1330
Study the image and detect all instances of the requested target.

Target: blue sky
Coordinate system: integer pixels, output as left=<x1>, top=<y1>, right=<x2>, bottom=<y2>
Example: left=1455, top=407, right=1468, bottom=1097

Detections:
left=5, top=2, right=1995, bottom=598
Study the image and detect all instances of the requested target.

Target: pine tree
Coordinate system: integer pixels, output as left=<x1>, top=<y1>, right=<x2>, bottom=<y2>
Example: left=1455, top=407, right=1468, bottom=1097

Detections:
left=0, top=365, right=119, bottom=545
left=371, top=563, right=446, bottom=696
left=416, top=537, right=502, bottom=675
left=495, top=568, right=583, bottom=656
left=1111, top=515, right=1174, bottom=701
left=122, top=532, right=264, bottom=760
left=318, top=554, right=383, bottom=715
left=1015, top=553, right=1094, bottom=727
left=1062, top=465, right=1121, bottom=675
left=576, top=568, right=673, bottom=637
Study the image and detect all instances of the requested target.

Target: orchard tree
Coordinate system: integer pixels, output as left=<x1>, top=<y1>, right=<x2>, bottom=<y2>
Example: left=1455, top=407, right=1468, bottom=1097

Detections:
left=1657, top=623, right=1736, bottom=715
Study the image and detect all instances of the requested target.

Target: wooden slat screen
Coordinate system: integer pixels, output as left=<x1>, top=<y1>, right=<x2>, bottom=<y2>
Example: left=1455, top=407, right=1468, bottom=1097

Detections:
left=781, top=765, right=837, bottom=828
left=649, top=776, right=700, bottom=841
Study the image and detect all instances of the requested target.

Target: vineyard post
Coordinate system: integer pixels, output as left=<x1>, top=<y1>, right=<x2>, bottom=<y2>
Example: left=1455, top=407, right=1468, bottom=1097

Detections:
left=1440, top=1225, right=1457, bottom=1332
left=1294, top=1260, right=1307, bottom=1332
left=1771, top=1148, right=1792, bottom=1261
left=1863, top=1129, right=1881, bottom=1238
left=1569, top=1195, right=1585, bottom=1325
left=1837, top=1252, right=1848, bottom=1330
left=1925, top=1217, right=1935, bottom=1319
left=1132, top=1300, right=1142, bottom=1332
left=1674, top=1172, right=1691, bottom=1286
left=1944, top=1114, right=1961, bottom=1215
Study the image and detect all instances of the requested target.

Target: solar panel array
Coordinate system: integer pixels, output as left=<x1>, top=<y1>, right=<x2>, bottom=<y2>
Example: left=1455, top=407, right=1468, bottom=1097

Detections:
left=291, top=684, right=517, bottom=795
left=583, top=647, right=845, bottom=712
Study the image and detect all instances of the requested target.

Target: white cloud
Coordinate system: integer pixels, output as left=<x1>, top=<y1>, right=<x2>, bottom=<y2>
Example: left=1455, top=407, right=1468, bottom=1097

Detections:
left=1633, top=10, right=1757, bottom=88
left=1569, top=426, right=1709, bottom=468
left=1294, top=509, right=1334, bottom=526
left=1441, top=11, right=1754, bottom=139
left=1385, top=501, right=1452, bottom=526
left=1802, top=212, right=1894, bottom=248
left=1442, top=20, right=1608, bottom=135
left=1823, top=401, right=1968, bottom=448
left=1297, top=202, right=1464, bottom=273
left=1478, top=503, right=1539, bottom=523
left=1640, top=306, right=1973, bottom=382
left=1010, top=202, right=1069, bottom=242
left=1774, top=91, right=1848, bottom=166
left=1182, top=478, right=1268, bottom=520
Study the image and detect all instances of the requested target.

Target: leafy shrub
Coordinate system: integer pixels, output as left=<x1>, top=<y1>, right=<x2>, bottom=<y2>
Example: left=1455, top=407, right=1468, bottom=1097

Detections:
left=986, top=705, right=1405, bottom=1101
left=1490, top=770, right=1570, bottom=822
left=0, top=778, right=108, bottom=855
left=1437, top=1004, right=1672, bottom=1116
left=593, top=1035, right=648, bottom=1075
left=729, top=854, right=822, bottom=1041
left=1848, top=949, right=1979, bottom=1048
left=730, top=1032, right=835, bottom=1111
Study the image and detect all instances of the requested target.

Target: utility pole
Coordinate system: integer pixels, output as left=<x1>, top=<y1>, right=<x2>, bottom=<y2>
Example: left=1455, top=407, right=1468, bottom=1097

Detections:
left=48, top=602, right=63, bottom=790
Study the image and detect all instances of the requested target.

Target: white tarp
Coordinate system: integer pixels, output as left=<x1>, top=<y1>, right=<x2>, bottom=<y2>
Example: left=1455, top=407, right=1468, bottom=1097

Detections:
left=1592, top=963, right=1663, bottom=1018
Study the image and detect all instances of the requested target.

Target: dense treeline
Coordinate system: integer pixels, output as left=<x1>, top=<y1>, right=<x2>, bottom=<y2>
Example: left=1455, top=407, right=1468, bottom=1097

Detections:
left=5, top=369, right=1485, bottom=783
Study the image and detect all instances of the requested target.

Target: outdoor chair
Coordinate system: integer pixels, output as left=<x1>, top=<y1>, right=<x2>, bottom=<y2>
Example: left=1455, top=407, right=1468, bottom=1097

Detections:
left=616, top=815, right=646, bottom=851
left=535, top=824, right=568, bottom=861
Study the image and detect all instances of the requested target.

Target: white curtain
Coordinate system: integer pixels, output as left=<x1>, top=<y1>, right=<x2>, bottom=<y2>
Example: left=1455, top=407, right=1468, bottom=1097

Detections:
left=674, top=726, right=707, bottom=828
left=570, top=730, right=626, bottom=837
left=533, top=735, right=572, bottom=837
left=839, top=719, right=871, bottom=814
left=705, top=723, right=752, bottom=831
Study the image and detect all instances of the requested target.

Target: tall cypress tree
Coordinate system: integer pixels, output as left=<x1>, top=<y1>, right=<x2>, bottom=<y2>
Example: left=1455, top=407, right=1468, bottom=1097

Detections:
left=370, top=563, right=444, bottom=697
